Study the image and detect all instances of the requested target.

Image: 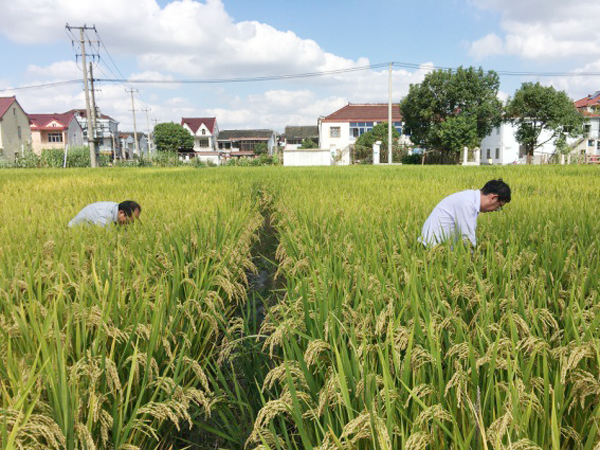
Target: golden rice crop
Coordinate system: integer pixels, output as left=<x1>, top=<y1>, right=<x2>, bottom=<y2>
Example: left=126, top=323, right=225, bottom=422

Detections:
left=2, top=165, right=600, bottom=450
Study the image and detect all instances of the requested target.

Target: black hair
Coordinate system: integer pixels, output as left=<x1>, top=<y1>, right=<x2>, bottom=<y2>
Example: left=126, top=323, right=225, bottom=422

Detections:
left=118, top=200, right=142, bottom=217
left=481, top=179, right=511, bottom=203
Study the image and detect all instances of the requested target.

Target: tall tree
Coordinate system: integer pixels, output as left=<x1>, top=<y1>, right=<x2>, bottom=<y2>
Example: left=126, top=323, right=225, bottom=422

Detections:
left=506, top=82, right=584, bottom=163
left=400, top=66, right=503, bottom=161
left=153, top=123, right=194, bottom=153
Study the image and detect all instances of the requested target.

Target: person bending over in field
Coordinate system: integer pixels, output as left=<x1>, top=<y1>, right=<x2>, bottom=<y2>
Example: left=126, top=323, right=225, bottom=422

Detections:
left=68, top=200, right=142, bottom=227
left=419, top=179, right=510, bottom=248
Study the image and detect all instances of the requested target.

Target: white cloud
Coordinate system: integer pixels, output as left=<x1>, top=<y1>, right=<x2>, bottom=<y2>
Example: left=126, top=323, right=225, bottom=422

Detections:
left=469, top=33, right=504, bottom=59
left=0, top=0, right=439, bottom=131
left=468, top=0, right=600, bottom=60
left=26, top=61, right=80, bottom=79
left=537, top=60, right=600, bottom=101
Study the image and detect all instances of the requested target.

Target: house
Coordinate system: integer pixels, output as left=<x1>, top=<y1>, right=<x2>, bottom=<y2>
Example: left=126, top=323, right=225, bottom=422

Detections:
left=282, top=126, right=319, bottom=150
left=181, top=117, right=220, bottom=164
left=119, top=132, right=149, bottom=159
left=318, top=103, right=405, bottom=161
left=0, top=96, right=32, bottom=161
left=29, top=112, right=84, bottom=155
left=217, top=129, right=277, bottom=158
left=573, top=92, right=600, bottom=157
left=480, top=123, right=558, bottom=165
left=66, top=109, right=120, bottom=156
left=181, top=117, right=219, bottom=151
left=480, top=93, right=600, bottom=165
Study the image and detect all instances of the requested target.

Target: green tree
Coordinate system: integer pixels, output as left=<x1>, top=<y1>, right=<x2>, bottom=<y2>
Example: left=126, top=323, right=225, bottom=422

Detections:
left=354, top=122, right=400, bottom=163
left=253, top=142, right=268, bottom=155
left=400, top=66, right=503, bottom=162
left=298, top=138, right=318, bottom=149
left=506, top=82, right=584, bottom=164
left=153, top=123, right=194, bottom=153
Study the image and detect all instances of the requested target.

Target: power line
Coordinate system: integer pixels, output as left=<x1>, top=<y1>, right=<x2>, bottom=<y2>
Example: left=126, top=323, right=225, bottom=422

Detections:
left=0, top=80, right=82, bottom=92
left=4, top=61, right=600, bottom=94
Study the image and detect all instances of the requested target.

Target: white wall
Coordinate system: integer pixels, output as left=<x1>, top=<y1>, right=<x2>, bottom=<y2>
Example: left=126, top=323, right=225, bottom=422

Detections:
left=283, top=148, right=331, bottom=166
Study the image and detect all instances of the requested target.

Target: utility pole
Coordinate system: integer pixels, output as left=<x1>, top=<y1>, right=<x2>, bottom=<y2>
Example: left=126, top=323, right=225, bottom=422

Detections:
left=142, top=107, right=151, bottom=156
left=388, top=62, right=393, bottom=165
left=127, top=89, right=140, bottom=157
left=66, top=23, right=98, bottom=167
left=89, top=62, right=99, bottom=157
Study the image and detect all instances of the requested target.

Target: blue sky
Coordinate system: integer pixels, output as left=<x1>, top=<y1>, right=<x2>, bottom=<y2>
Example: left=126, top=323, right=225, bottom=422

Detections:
left=0, top=0, right=598, bottom=132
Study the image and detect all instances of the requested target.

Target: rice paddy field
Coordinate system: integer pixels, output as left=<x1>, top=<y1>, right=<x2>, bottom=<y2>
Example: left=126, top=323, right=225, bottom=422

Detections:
left=1, top=165, right=600, bottom=450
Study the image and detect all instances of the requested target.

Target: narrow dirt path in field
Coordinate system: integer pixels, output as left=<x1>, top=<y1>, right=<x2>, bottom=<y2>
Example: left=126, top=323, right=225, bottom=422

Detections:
left=246, top=187, right=283, bottom=330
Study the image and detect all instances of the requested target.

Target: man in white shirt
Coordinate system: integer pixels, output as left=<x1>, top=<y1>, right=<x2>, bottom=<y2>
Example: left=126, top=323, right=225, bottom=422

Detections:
left=419, top=179, right=510, bottom=247
left=68, top=200, right=142, bottom=227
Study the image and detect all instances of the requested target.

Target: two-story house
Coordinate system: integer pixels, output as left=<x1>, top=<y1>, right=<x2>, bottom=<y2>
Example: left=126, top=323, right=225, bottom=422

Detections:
left=66, top=109, right=120, bottom=156
left=0, top=96, right=32, bottom=162
left=181, top=117, right=220, bottom=164
left=29, top=112, right=84, bottom=155
left=318, top=103, right=405, bottom=163
left=573, top=92, right=600, bottom=157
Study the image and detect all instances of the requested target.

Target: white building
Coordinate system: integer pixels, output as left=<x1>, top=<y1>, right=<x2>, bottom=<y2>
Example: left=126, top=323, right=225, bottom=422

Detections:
left=318, top=103, right=406, bottom=163
left=181, top=117, right=220, bottom=165
left=480, top=123, right=570, bottom=165
left=119, top=132, right=149, bottom=158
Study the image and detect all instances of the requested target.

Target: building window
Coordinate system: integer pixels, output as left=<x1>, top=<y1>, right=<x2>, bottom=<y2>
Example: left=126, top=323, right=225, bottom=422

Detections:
left=495, top=148, right=499, bottom=159
left=393, top=122, right=402, bottom=134
left=198, top=138, right=209, bottom=147
left=349, top=122, right=373, bottom=138
left=48, top=133, right=63, bottom=143
left=330, top=127, right=341, bottom=138
left=17, top=126, right=21, bottom=139
left=13, top=108, right=16, bottom=116
left=201, top=129, right=206, bottom=135
left=496, top=127, right=500, bottom=135
left=589, top=140, right=595, bottom=147
left=486, top=149, right=491, bottom=159
left=584, top=124, right=591, bottom=134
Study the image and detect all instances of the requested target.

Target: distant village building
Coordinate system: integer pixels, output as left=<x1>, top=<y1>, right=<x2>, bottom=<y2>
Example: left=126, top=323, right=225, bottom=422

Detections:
left=573, top=91, right=600, bottom=158
left=0, top=96, right=32, bottom=162
left=66, top=109, right=119, bottom=156
left=318, top=103, right=405, bottom=164
left=181, top=117, right=220, bottom=164
left=119, top=132, right=149, bottom=159
left=480, top=93, right=600, bottom=165
left=217, top=129, right=277, bottom=158
left=282, top=126, right=319, bottom=150
left=479, top=124, right=557, bottom=165
left=29, top=112, right=84, bottom=155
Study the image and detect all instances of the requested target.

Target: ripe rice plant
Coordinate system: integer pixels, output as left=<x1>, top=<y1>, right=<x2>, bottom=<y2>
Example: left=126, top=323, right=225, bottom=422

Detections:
left=0, top=168, right=261, bottom=449
left=2, top=165, right=600, bottom=450
left=252, top=165, right=600, bottom=450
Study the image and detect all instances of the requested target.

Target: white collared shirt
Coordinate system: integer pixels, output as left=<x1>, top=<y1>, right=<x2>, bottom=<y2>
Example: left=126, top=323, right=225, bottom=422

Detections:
left=68, top=202, right=119, bottom=227
left=420, top=190, right=480, bottom=247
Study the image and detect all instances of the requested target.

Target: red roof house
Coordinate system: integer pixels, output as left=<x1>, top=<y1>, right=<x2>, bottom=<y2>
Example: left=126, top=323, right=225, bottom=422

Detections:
left=29, top=112, right=84, bottom=154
